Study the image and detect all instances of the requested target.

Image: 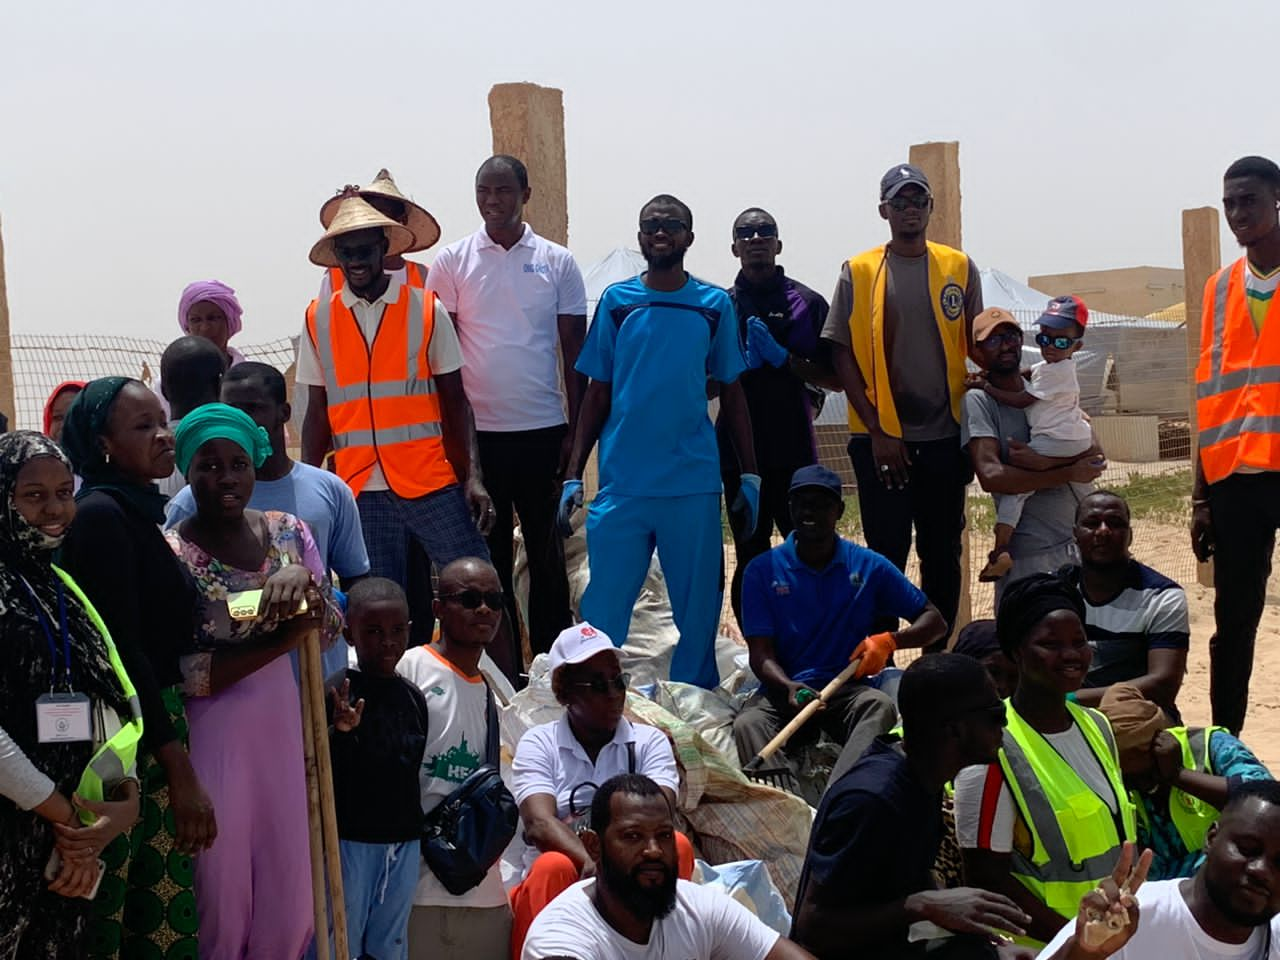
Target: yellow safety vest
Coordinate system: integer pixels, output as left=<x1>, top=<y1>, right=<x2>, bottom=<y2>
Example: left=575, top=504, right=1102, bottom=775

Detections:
left=52, top=565, right=144, bottom=823
left=998, top=700, right=1136, bottom=943
left=843, top=242, right=971, bottom=436
left=1133, top=726, right=1226, bottom=856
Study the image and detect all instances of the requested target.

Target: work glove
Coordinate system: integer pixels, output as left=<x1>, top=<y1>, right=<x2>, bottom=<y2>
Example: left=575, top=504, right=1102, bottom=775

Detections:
left=557, top=480, right=584, bottom=537
left=729, top=473, right=762, bottom=541
left=745, top=316, right=789, bottom=369
left=851, top=631, right=896, bottom=679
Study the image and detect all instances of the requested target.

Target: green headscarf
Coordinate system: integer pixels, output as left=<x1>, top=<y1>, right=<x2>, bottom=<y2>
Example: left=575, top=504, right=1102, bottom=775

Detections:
left=60, top=377, right=170, bottom=525
left=174, top=402, right=273, bottom=475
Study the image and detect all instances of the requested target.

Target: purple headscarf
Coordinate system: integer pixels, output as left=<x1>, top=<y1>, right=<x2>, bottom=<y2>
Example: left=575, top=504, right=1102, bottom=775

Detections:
left=178, top=280, right=244, bottom=339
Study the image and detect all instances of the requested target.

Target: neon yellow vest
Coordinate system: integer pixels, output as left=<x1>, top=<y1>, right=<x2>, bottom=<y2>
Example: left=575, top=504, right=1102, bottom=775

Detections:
left=843, top=242, right=971, bottom=436
left=52, top=565, right=144, bottom=824
left=1133, top=726, right=1226, bottom=856
left=998, top=700, right=1136, bottom=942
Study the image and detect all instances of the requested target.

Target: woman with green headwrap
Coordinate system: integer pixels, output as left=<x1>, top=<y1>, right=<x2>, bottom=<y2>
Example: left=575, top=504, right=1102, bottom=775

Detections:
left=165, top=402, right=342, bottom=960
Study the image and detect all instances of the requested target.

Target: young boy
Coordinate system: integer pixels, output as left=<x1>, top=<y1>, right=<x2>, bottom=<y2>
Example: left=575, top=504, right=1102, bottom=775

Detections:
left=975, top=295, right=1095, bottom=580
left=328, top=577, right=428, bottom=960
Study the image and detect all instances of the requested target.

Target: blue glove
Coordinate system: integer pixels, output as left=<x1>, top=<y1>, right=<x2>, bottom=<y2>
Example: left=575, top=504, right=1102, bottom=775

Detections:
left=747, top=316, right=789, bottom=369
left=557, top=480, right=584, bottom=537
left=730, top=473, right=762, bottom=540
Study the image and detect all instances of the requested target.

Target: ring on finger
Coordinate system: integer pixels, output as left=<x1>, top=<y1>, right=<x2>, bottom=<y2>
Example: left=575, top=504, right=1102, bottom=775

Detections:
left=880, top=464, right=890, bottom=472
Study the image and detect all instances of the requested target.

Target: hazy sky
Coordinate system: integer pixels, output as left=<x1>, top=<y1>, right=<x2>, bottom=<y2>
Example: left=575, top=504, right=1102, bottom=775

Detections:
left=3, top=0, right=1277, bottom=343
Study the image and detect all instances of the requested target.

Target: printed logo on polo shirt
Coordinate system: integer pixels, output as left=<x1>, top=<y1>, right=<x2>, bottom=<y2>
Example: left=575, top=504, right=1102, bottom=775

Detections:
left=424, top=737, right=482, bottom=784
left=772, top=580, right=790, bottom=596
left=940, top=281, right=964, bottom=321
left=523, top=263, right=550, bottom=275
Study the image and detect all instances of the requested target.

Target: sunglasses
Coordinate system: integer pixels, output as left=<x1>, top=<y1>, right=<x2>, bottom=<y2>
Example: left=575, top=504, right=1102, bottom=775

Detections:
left=733, top=223, right=778, bottom=240
left=1035, top=332, right=1082, bottom=350
left=639, top=217, right=689, bottom=235
left=438, top=589, right=505, bottom=611
left=885, top=194, right=931, bottom=211
left=984, top=330, right=1024, bottom=347
left=334, top=242, right=382, bottom=261
left=568, top=672, right=630, bottom=695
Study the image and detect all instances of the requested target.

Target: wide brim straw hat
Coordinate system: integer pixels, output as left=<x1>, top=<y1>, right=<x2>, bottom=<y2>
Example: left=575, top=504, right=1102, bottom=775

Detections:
left=319, top=168, right=441, bottom=253
left=308, top=196, right=417, bottom=268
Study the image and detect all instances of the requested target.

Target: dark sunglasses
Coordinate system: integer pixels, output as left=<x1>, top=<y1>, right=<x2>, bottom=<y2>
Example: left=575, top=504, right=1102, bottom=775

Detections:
left=984, top=330, right=1024, bottom=347
left=639, top=217, right=689, bottom=235
left=568, top=672, right=630, bottom=695
left=1035, top=332, right=1082, bottom=350
left=885, top=194, right=931, bottom=211
left=438, top=589, right=505, bottom=611
left=334, top=242, right=382, bottom=261
left=733, top=223, right=778, bottom=240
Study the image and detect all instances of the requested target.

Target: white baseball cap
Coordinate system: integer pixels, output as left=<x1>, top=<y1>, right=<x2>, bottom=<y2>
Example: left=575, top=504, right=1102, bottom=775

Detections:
left=548, top=622, right=618, bottom=676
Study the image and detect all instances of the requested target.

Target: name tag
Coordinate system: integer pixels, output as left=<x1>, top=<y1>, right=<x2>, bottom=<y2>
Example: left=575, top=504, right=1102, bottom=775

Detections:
left=36, top=692, right=92, bottom=743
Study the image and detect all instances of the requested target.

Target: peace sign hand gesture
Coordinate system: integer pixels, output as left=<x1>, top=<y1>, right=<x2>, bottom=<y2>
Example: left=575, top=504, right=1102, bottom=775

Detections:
left=1067, top=842, right=1153, bottom=959
left=330, top=678, right=365, bottom=733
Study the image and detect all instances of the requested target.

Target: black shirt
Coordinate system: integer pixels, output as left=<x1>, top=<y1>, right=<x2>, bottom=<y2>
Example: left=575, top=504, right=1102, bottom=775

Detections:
left=328, top=668, right=429, bottom=843
left=792, top=737, right=944, bottom=959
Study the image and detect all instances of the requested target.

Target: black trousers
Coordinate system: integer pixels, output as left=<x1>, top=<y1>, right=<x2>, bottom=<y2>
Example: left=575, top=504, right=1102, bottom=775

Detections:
left=1207, top=471, right=1280, bottom=733
left=479, top=426, right=573, bottom=664
left=724, top=467, right=802, bottom=629
left=848, top=435, right=969, bottom=645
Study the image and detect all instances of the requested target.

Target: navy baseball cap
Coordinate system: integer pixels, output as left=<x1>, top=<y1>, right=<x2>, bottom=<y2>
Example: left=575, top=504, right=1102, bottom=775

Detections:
left=789, top=465, right=843, bottom=498
left=880, top=163, right=932, bottom=200
left=1038, top=295, right=1089, bottom=330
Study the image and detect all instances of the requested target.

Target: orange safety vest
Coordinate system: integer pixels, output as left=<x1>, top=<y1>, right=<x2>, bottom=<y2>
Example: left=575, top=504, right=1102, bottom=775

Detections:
left=1196, top=257, right=1280, bottom=484
left=305, top=284, right=456, bottom=498
left=327, top=259, right=429, bottom=294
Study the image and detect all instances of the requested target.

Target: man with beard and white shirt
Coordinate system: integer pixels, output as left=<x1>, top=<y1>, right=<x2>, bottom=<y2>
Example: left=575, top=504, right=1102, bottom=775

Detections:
left=522, top=774, right=815, bottom=959
left=1037, top=780, right=1280, bottom=959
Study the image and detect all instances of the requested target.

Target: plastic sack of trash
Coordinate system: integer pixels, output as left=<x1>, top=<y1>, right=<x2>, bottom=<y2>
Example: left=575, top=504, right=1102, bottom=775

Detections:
left=691, top=858, right=792, bottom=936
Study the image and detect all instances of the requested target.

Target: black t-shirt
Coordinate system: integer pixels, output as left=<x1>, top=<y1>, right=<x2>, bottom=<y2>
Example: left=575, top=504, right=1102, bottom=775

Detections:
left=328, top=668, right=429, bottom=843
left=792, top=737, right=943, bottom=959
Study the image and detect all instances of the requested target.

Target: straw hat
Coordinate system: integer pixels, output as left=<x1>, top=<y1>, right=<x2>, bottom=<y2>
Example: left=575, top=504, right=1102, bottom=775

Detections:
left=319, top=169, right=441, bottom=253
left=308, top=197, right=416, bottom=268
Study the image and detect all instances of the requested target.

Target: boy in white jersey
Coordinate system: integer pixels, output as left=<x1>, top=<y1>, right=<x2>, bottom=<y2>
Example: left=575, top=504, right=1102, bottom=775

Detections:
left=975, top=296, right=1096, bottom=581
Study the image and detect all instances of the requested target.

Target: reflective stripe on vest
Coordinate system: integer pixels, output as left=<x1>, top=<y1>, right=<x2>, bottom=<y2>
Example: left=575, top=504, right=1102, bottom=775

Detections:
left=843, top=241, right=971, bottom=437
left=52, top=566, right=143, bottom=822
left=326, top=260, right=429, bottom=295
left=1195, top=259, right=1280, bottom=483
left=998, top=700, right=1136, bottom=931
left=305, top=284, right=456, bottom=498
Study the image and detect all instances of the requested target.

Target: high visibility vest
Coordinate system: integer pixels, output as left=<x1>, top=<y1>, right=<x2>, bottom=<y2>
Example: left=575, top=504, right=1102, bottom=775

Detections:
left=843, top=242, right=971, bottom=436
left=305, top=284, right=456, bottom=498
left=52, top=565, right=143, bottom=824
left=326, top=259, right=429, bottom=296
left=1196, top=258, right=1280, bottom=484
left=1133, top=725, right=1227, bottom=856
left=998, top=699, right=1136, bottom=941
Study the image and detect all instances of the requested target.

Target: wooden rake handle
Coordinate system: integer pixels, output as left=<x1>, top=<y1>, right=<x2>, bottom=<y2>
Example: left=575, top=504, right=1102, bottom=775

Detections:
left=752, top=656, right=864, bottom=764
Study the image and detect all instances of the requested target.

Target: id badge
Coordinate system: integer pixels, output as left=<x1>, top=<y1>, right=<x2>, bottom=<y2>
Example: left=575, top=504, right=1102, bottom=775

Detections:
left=35, top=692, right=93, bottom=743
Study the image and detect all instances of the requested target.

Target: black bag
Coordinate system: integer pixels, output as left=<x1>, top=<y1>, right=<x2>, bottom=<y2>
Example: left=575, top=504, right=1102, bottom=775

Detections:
left=420, top=682, right=519, bottom=896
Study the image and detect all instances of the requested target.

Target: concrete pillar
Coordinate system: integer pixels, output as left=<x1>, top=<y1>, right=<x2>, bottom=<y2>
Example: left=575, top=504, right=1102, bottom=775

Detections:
left=0, top=214, right=14, bottom=430
left=488, top=83, right=568, bottom=246
left=1182, top=206, right=1221, bottom=588
left=909, top=142, right=962, bottom=249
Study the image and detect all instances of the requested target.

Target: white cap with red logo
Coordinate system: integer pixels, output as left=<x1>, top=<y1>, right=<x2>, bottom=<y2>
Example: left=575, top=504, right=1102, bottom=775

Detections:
left=548, top=622, right=618, bottom=676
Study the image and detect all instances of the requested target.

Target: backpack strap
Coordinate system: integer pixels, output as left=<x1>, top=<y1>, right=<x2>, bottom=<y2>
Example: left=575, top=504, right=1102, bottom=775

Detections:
left=627, top=740, right=637, bottom=774
left=484, top=680, right=500, bottom=767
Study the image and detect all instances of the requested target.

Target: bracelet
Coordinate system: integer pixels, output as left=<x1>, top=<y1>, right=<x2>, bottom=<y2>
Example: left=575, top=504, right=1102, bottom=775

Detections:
left=1066, top=692, right=1078, bottom=703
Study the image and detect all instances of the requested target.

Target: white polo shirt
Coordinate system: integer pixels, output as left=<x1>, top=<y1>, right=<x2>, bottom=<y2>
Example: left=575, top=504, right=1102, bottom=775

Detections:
left=426, top=223, right=588, bottom=432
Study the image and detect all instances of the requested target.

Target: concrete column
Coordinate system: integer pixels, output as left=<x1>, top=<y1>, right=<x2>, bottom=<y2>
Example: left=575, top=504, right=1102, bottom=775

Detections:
left=0, top=213, right=14, bottom=429
left=908, top=141, right=962, bottom=249
left=488, top=83, right=569, bottom=246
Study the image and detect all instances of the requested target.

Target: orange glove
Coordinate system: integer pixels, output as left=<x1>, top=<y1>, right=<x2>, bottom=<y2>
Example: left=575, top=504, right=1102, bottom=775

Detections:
left=851, top=631, right=896, bottom=679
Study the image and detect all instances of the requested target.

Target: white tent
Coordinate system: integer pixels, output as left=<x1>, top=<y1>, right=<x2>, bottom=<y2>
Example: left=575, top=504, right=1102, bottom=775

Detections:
left=583, top=247, right=646, bottom=321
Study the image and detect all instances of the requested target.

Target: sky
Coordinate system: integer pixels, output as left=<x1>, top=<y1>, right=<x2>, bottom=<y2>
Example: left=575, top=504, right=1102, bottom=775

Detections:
left=2, top=0, right=1278, bottom=343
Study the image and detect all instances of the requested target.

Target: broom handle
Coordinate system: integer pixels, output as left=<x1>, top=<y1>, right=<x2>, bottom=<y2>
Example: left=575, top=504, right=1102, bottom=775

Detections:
left=754, top=656, right=864, bottom=763
left=299, top=632, right=332, bottom=960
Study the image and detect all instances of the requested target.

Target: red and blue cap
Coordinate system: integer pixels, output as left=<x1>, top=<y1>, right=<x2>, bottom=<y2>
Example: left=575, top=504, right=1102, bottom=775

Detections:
left=1038, top=295, right=1088, bottom=331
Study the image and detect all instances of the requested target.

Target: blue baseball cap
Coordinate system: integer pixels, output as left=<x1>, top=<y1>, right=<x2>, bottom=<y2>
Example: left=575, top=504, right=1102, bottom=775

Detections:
left=789, top=464, right=843, bottom=498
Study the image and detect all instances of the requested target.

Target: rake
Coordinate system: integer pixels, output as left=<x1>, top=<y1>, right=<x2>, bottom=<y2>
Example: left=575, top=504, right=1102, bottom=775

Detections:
left=741, top=655, right=864, bottom=791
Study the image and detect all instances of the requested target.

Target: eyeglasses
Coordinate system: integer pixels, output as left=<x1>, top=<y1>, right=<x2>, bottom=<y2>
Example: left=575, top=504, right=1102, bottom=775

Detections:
left=568, top=673, right=630, bottom=695
left=639, top=217, right=689, bottom=235
left=984, top=330, right=1024, bottom=347
left=733, top=223, right=778, bottom=240
left=885, top=194, right=931, bottom=211
left=438, top=589, right=505, bottom=611
left=1035, top=332, right=1082, bottom=350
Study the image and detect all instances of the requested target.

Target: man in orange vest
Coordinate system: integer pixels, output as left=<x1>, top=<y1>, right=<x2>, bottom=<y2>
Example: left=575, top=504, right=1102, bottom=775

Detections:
left=298, top=197, right=496, bottom=651
left=1191, top=154, right=1280, bottom=735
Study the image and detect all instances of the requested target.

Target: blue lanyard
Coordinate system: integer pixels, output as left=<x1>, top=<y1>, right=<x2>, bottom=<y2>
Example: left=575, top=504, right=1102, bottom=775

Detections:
left=19, top=575, right=72, bottom=691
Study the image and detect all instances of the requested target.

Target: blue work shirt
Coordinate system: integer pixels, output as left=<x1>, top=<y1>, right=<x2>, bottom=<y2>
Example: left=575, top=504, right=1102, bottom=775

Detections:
left=741, top=535, right=928, bottom=686
left=576, top=274, right=746, bottom=497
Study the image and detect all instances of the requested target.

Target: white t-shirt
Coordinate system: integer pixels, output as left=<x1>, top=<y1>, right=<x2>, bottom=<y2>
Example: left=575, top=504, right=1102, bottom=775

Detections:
left=522, top=878, right=780, bottom=960
left=396, top=644, right=506, bottom=908
left=1025, top=357, right=1092, bottom=446
left=1036, top=878, right=1280, bottom=959
left=427, top=223, right=588, bottom=432
left=511, top=716, right=679, bottom=873
left=296, top=281, right=464, bottom=492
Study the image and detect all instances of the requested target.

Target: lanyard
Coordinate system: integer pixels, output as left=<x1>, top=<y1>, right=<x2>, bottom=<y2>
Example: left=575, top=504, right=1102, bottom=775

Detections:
left=19, top=575, right=73, bottom=691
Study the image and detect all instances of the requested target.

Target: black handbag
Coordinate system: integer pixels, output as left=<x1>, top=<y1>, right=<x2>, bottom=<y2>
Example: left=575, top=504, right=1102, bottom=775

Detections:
left=420, top=682, right=519, bottom=896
